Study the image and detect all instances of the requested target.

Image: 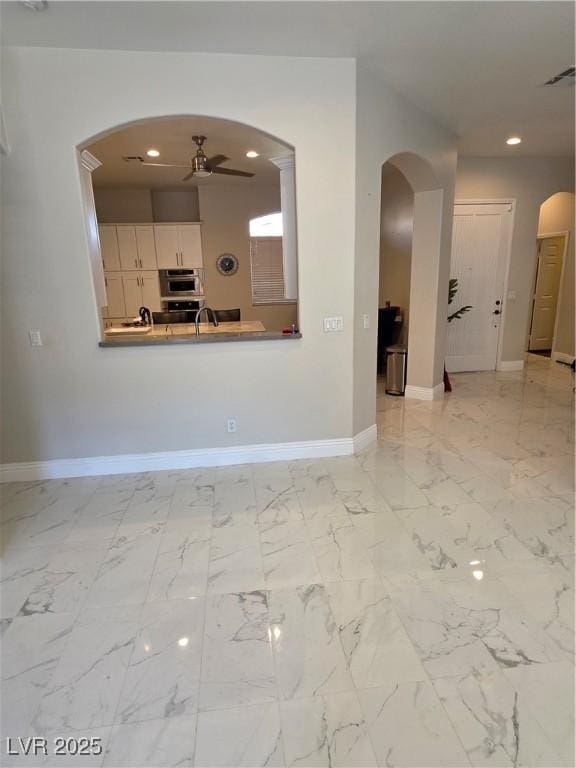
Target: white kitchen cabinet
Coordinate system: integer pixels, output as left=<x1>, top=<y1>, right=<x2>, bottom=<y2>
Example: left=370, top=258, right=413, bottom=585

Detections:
left=103, top=272, right=126, bottom=318
left=122, top=273, right=143, bottom=317
left=104, top=270, right=161, bottom=319
left=154, top=225, right=180, bottom=268
left=135, top=226, right=157, bottom=270
left=154, top=224, right=203, bottom=268
left=140, top=271, right=162, bottom=312
left=99, top=225, right=121, bottom=271
left=117, top=226, right=139, bottom=270
left=122, top=270, right=161, bottom=316
left=179, top=224, right=203, bottom=268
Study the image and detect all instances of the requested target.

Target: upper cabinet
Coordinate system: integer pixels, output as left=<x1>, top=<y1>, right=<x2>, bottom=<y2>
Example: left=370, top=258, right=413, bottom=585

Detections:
left=135, top=226, right=158, bottom=270
left=179, top=224, right=203, bottom=268
left=116, top=225, right=158, bottom=270
left=116, top=226, right=139, bottom=270
left=155, top=224, right=203, bottom=268
left=154, top=225, right=180, bottom=269
left=98, top=225, right=121, bottom=272
left=99, top=223, right=203, bottom=271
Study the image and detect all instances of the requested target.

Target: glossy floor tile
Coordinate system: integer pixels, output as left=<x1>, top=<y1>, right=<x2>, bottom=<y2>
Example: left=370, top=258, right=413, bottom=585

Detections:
left=1, top=355, right=573, bottom=766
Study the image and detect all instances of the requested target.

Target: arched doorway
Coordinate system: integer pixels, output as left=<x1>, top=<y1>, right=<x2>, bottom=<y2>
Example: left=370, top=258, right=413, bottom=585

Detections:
left=529, top=191, right=575, bottom=362
left=377, top=152, right=448, bottom=401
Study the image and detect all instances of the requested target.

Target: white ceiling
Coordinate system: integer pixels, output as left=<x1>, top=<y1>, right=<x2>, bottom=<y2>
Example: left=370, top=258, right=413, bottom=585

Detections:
left=87, top=116, right=288, bottom=188
left=3, top=1, right=575, bottom=157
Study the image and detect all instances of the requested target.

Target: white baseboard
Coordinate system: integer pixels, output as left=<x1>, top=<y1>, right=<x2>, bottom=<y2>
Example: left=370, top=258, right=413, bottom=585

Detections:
left=0, top=429, right=378, bottom=483
left=497, top=360, right=524, bottom=371
left=405, top=382, right=444, bottom=401
left=352, top=424, right=378, bottom=452
left=551, top=350, right=575, bottom=365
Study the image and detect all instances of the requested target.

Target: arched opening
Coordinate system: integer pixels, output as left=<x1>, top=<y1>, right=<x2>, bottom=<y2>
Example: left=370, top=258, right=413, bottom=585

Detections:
left=78, top=115, right=299, bottom=341
left=377, top=152, right=446, bottom=402
left=528, top=191, right=575, bottom=362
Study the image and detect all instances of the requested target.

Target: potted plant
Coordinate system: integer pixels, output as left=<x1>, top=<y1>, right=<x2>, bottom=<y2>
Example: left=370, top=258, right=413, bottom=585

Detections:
left=444, top=278, right=472, bottom=392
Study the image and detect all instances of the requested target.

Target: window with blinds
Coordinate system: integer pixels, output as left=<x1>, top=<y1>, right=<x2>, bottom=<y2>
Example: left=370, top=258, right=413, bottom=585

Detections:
left=250, top=236, right=292, bottom=304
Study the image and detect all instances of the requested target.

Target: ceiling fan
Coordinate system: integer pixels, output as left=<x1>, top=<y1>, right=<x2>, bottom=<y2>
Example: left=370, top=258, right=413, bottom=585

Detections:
left=129, top=135, right=255, bottom=180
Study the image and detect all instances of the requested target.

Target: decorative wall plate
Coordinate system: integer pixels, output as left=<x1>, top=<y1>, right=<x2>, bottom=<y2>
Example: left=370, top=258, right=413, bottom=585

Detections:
left=216, top=253, right=239, bottom=276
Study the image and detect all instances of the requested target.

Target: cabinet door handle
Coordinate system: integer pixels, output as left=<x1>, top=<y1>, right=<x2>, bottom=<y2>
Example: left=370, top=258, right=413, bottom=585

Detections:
left=134, top=258, right=138, bottom=268
left=102, top=259, right=106, bottom=270
left=139, top=258, right=143, bottom=268
left=105, top=277, right=108, bottom=287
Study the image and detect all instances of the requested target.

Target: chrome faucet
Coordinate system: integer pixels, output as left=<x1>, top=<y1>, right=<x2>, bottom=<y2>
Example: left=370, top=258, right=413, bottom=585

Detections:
left=195, top=307, right=218, bottom=336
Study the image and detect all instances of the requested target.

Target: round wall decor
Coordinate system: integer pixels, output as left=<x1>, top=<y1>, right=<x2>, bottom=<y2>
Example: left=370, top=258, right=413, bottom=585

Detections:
left=216, top=253, right=239, bottom=276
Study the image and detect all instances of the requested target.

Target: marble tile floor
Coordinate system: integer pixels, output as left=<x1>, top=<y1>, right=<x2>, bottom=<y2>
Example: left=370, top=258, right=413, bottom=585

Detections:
left=1, top=354, right=573, bottom=767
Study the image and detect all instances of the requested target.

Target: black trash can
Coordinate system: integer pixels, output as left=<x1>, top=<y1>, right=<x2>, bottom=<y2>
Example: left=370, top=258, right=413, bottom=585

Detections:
left=385, top=346, right=407, bottom=396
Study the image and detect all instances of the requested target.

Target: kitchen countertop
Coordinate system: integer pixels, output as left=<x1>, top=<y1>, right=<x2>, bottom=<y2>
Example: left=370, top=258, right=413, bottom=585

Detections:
left=100, top=320, right=302, bottom=347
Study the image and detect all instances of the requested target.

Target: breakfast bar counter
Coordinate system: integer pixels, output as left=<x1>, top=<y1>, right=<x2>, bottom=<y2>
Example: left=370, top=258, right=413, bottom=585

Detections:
left=100, top=321, right=301, bottom=346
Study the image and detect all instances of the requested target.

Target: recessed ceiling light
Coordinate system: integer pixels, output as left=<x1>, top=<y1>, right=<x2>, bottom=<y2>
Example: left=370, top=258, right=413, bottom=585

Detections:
left=246, top=151, right=259, bottom=158
left=146, top=148, right=160, bottom=157
left=506, top=136, right=522, bottom=146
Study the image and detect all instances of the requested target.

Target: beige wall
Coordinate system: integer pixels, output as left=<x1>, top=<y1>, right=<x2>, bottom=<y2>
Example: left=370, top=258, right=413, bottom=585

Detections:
left=455, top=157, right=574, bottom=363
left=379, top=164, right=413, bottom=342
left=1, top=47, right=356, bottom=465
left=94, top=186, right=200, bottom=223
left=94, top=187, right=153, bottom=222
left=199, top=184, right=297, bottom=332
left=538, top=192, right=575, bottom=359
left=151, top=187, right=200, bottom=222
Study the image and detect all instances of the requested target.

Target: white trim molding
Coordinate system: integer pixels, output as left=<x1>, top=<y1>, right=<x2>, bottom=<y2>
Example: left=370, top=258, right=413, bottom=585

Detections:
left=80, top=149, right=102, bottom=173
left=352, top=424, right=378, bottom=452
left=497, top=360, right=525, bottom=371
left=0, top=431, right=379, bottom=483
left=551, top=351, right=575, bottom=365
left=404, top=382, right=445, bottom=401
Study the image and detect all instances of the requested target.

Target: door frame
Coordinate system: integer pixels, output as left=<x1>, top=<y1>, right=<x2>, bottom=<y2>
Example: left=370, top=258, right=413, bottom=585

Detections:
left=453, top=198, right=516, bottom=371
left=530, top=231, right=569, bottom=354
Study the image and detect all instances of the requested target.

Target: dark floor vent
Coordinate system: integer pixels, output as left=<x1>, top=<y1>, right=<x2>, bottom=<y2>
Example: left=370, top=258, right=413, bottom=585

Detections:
left=544, top=66, right=575, bottom=86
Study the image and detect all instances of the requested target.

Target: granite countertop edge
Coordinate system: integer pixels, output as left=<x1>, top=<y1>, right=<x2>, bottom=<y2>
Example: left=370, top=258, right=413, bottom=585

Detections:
left=99, top=331, right=302, bottom=347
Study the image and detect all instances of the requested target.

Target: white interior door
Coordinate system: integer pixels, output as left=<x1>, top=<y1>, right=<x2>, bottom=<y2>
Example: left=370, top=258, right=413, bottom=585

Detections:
left=446, top=203, right=512, bottom=372
left=529, top=236, right=565, bottom=351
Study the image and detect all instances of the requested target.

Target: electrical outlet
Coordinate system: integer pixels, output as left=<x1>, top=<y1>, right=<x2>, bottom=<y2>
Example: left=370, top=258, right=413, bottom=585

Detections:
left=323, top=317, right=344, bottom=332
left=227, top=418, right=237, bottom=434
left=29, top=330, right=43, bottom=347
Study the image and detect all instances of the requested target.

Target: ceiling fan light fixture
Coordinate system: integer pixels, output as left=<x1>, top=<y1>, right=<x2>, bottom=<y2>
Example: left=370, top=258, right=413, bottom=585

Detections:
left=246, top=150, right=259, bottom=158
left=146, top=148, right=160, bottom=157
left=192, top=154, right=212, bottom=177
left=506, top=136, right=522, bottom=145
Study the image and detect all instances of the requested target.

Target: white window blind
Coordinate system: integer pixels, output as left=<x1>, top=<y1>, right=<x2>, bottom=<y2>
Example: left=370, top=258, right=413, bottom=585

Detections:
left=250, top=236, right=291, bottom=304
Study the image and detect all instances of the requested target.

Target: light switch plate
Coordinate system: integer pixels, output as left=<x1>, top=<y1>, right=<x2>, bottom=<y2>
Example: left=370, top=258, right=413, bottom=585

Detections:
left=363, top=314, right=370, bottom=329
left=29, top=330, right=43, bottom=347
left=323, top=316, right=343, bottom=332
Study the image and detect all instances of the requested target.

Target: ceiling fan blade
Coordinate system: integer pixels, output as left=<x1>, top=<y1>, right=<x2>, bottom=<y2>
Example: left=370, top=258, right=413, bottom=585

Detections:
left=182, top=170, right=196, bottom=181
left=140, top=161, right=192, bottom=168
left=211, top=167, right=254, bottom=178
left=206, top=154, right=229, bottom=168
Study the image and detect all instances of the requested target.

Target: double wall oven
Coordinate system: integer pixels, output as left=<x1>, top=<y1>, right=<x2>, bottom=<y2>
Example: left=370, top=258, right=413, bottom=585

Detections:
left=159, top=269, right=205, bottom=300
left=157, top=269, right=205, bottom=323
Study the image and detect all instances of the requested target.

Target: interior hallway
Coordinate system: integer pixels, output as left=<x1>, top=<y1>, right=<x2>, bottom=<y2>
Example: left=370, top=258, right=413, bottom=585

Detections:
left=1, top=355, right=573, bottom=767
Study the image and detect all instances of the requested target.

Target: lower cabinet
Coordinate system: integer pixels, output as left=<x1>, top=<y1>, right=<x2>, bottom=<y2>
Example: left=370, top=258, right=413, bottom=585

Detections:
left=103, top=270, right=161, bottom=319
left=103, top=273, right=125, bottom=319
